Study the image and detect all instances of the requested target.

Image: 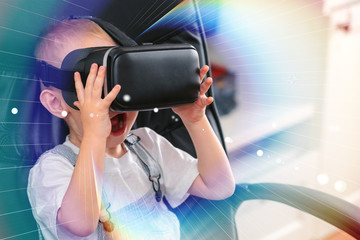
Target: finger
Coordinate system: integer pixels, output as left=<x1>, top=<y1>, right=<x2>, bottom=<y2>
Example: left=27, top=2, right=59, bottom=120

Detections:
left=103, top=84, right=121, bottom=106
left=200, top=77, right=213, bottom=95
left=206, top=96, right=214, bottom=105
left=93, top=66, right=106, bottom=99
left=74, top=72, right=84, bottom=104
left=84, top=63, right=98, bottom=99
left=199, top=65, right=209, bottom=83
left=73, top=101, right=81, bottom=109
left=199, top=96, right=214, bottom=107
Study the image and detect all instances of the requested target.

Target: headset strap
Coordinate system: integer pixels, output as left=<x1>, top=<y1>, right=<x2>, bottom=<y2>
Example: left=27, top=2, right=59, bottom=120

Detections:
left=35, top=61, right=75, bottom=90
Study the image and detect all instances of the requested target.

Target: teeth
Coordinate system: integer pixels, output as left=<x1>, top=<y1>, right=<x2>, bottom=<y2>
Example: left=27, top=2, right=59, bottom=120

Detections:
left=119, top=119, right=123, bottom=129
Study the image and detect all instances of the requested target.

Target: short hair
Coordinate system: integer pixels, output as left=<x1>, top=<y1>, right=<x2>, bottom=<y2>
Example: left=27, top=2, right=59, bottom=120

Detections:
left=35, top=18, right=116, bottom=68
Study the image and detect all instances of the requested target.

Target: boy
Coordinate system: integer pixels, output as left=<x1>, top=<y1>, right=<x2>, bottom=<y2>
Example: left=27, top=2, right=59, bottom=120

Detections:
left=27, top=18, right=235, bottom=240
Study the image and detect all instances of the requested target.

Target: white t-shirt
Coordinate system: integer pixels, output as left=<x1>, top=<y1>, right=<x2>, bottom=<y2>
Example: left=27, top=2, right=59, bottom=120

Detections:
left=27, top=127, right=199, bottom=240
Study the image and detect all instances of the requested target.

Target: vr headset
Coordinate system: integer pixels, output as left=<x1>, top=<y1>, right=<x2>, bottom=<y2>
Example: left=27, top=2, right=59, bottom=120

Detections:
left=36, top=16, right=200, bottom=111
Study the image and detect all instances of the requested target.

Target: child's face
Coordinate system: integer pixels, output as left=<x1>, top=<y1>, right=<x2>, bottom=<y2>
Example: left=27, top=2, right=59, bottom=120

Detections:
left=60, top=33, right=139, bottom=150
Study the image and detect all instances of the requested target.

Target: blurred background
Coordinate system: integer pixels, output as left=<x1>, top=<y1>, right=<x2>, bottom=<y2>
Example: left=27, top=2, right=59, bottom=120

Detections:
left=1, top=0, right=359, bottom=239
left=206, top=0, right=360, bottom=239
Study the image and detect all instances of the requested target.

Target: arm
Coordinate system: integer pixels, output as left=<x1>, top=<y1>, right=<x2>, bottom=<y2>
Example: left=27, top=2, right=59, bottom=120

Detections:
left=57, top=64, right=120, bottom=236
left=172, top=66, right=235, bottom=200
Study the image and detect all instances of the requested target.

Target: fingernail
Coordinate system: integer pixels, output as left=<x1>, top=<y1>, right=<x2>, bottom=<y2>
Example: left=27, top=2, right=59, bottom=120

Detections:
left=91, top=63, right=97, bottom=69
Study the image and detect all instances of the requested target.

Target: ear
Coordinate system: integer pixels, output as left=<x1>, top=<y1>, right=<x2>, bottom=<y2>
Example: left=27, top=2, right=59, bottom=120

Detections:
left=40, top=88, right=68, bottom=119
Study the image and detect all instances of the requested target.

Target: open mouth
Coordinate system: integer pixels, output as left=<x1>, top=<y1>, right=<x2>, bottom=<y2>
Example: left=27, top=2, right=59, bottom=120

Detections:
left=110, top=112, right=127, bottom=136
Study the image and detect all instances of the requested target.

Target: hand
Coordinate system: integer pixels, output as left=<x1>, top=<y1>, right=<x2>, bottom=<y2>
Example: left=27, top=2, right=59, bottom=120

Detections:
left=73, top=63, right=121, bottom=139
left=172, top=65, right=213, bottom=123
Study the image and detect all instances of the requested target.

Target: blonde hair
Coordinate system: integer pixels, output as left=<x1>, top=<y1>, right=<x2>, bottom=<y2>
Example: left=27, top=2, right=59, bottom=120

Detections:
left=35, top=18, right=116, bottom=68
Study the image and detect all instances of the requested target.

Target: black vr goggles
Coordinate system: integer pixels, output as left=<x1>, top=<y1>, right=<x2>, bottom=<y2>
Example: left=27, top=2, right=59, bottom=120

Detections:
left=36, top=16, right=200, bottom=111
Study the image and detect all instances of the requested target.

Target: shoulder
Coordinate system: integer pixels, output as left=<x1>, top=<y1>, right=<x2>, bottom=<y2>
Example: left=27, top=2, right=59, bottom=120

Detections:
left=36, top=144, right=74, bottom=166
left=129, top=127, right=178, bottom=159
left=130, top=127, right=196, bottom=161
left=130, top=127, right=167, bottom=145
left=29, top=144, right=74, bottom=181
left=28, top=144, right=75, bottom=201
left=131, top=127, right=159, bottom=138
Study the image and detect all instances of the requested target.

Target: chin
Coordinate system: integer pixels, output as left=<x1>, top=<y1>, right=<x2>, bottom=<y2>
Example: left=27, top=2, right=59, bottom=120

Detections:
left=106, top=133, right=126, bottom=148
left=107, top=111, right=138, bottom=149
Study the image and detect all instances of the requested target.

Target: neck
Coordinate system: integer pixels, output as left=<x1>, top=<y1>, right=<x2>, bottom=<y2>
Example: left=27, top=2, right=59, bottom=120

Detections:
left=105, top=143, right=127, bottom=158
